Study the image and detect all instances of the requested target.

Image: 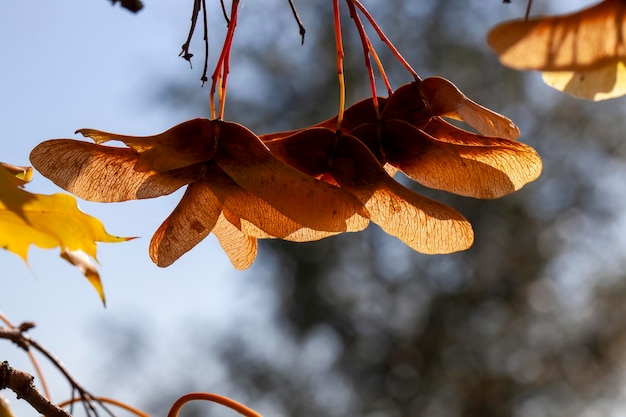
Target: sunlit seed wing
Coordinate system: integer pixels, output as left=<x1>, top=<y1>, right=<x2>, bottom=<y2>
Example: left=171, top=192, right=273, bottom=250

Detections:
left=150, top=180, right=221, bottom=267
left=213, top=121, right=369, bottom=233
left=203, top=163, right=346, bottom=241
left=30, top=140, right=197, bottom=202
left=487, top=0, right=626, bottom=72
left=329, top=133, right=473, bottom=254
left=212, top=211, right=258, bottom=270
left=385, top=120, right=541, bottom=199
left=77, top=118, right=217, bottom=172
left=420, top=77, right=520, bottom=139
left=541, top=58, right=626, bottom=101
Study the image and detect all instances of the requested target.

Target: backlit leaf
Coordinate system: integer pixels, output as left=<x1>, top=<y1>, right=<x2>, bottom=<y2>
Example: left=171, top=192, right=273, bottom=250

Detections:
left=0, top=163, right=131, bottom=304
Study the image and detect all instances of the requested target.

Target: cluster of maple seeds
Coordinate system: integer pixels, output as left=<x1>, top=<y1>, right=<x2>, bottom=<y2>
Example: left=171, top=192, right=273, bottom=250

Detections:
left=27, top=0, right=544, bottom=270
left=30, top=75, right=541, bottom=270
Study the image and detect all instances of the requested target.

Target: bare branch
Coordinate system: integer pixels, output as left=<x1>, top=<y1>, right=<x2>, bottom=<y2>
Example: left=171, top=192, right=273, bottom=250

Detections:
left=0, top=361, right=73, bottom=417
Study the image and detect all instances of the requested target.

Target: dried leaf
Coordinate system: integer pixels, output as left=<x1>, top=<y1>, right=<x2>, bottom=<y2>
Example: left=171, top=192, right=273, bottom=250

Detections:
left=60, top=249, right=106, bottom=305
left=30, top=140, right=197, bottom=202
left=487, top=0, right=626, bottom=72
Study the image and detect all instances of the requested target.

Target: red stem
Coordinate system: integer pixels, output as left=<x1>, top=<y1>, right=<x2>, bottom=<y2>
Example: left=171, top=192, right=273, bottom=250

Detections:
left=333, top=0, right=346, bottom=130
left=346, top=0, right=380, bottom=118
left=211, top=0, right=240, bottom=120
left=351, top=0, right=419, bottom=80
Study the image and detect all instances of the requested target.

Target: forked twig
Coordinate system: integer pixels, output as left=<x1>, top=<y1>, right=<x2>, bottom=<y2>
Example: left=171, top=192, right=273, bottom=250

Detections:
left=179, top=0, right=201, bottom=64
left=287, top=0, right=306, bottom=44
left=0, top=362, right=72, bottom=417
left=0, top=318, right=115, bottom=417
left=180, top=0, right=210, bottom=85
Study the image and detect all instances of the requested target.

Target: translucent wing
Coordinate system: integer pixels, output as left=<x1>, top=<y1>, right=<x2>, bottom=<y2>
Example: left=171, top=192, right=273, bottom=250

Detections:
left=150, top=180, right=221, bottom=267
left=487, top=0, right=626, bottom=71
left=214, top=121, right=369, bottom=233
left=30, top=139, right=196, bottom=202
left=211, top=211, right=258, bottom=271
left=77, top=118, right=217, bottom=172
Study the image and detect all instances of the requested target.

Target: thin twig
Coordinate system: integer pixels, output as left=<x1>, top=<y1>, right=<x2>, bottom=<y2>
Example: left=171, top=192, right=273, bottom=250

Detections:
left=0, top=323, right=115, bottom=417
left=525, top=0, right=533, bottom=20
left=220, top=0, right=230, bottom=24
left=287, top=0, right=306, bottom=44
left=200, top=0, right=209, bottom=85
left=180, top=0, right=201, bottom=65
left=0, top=316, right=51, bottom=399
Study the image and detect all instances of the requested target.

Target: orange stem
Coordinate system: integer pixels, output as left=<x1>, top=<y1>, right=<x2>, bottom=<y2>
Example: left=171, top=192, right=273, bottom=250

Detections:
left=0, top=313, right=51, bottom=399
left=167, top=392, right=262, bottom=417
left=346, top=0, right=380, bottom=118
left=333, top=0, right=346, bottom=130
left=58, top=397, right=151, bottom=417
left=351, top=0, right=419, bottom=80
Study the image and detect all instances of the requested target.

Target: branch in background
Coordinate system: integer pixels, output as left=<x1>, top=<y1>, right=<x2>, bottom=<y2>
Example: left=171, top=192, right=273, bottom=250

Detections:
left=0, top=322, right=115, bottom=417
left=0, top=361, right=73, bottom=417
left=110, top=0, right=143, bottom=13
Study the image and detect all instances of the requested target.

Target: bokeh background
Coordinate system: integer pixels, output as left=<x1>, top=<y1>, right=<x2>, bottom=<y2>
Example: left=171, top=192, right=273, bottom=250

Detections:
left=4, top=1, right=626, bottom=416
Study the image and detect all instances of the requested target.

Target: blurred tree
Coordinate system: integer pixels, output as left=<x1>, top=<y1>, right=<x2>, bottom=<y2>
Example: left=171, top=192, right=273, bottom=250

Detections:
left=102, top=1, right=626, bottom=416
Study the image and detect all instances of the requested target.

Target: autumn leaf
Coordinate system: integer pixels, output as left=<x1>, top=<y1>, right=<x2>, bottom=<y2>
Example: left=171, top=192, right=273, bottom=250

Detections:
left=0, top=162, right=131, bottom=305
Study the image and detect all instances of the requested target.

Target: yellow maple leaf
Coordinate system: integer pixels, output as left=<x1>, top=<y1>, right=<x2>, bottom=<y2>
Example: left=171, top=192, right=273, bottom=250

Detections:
left=0, top=162, right=132, bottom=305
